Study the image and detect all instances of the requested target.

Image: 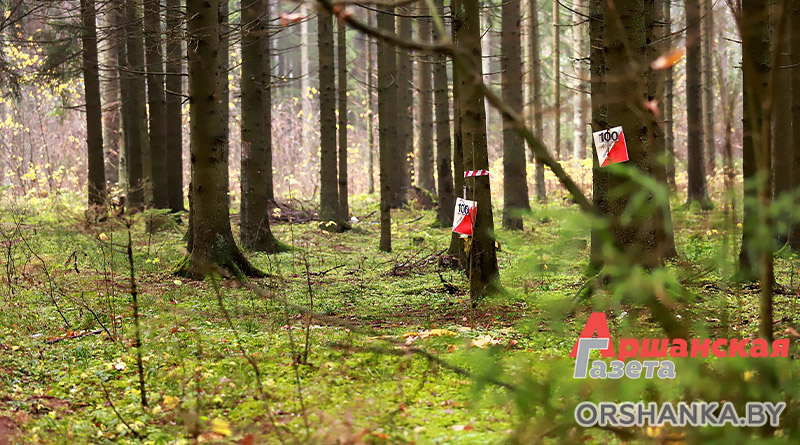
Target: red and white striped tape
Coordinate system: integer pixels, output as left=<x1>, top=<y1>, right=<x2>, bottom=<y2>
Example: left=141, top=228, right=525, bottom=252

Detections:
left=464, top=169, right=492, bottom=178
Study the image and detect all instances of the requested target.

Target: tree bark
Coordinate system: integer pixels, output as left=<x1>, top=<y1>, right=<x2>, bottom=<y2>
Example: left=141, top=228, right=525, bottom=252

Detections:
left=123, top=0, right=149, bottom=211
left=99, top=0, right=121, bottom=188
left=455, top=0, right=500, bottom=299
left=553, top=0, right=561, bottom=159
left=260, top=0, right=274, bottom=203
left=377, top=8, right=395, bottom=251
left=337, top=18, right=349, bottom=219
left=217, top=0, right=229, bottom=202
left=393, top=7, right=413, bottom=207
left=589, top=0, right=608, bottom=269
left=663, top=0, right=676, bottom=189
left=366, top=9, right=375, bottom=195
left=685, top=0, right=711, bottom=208
left=319, top=8, right=340, bottom=224
left=449, top=0, right=465, bottom=256
left=701, top=0, right=715, bottom=174
left=595, top=0, right=660, bottom=269
left=417, top=12, right=436, bottom=194
left=528, top=0, right=546, bottom=201
left=738, top=0, right=772, bottom=279
left=772, top=3, right=793, bottom=247
left=501, top=0, right=530, bottom=230
left=647, top=0, right=677, bottom=259
left=239, top=0, right=281, bottom=252
left=433, top=0, right=454, bottom=227
left=143, top=0, right=168, bottom=209
left=572, top=4, right=588, bottom=160
left=165, top=0, right=184, bottom=212
left=81, top=0, right=106, bottom=211
left=179, top=0, right=259, bottom=278
left=788, top=0, right=800, bottom=252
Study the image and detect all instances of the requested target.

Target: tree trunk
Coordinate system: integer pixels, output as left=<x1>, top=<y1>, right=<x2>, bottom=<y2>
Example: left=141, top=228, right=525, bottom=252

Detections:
left=738, top=0, right=772, bottom=280
left=772, top=4, right=793, bottom=247
left=433, top=0, right=454, bottom=227
left=789, top=0, right=800, bottom=252
left=377, top=8, right=396, bottom=251
left=663, top=0, right=676, bottom=189
left=218, top=0, right=229, bottom=202
left=239, top=0, right=281, bottom=252
left=572, top=3, right=588, bottom=160
left=143, top=0, right=168, bottom=209
left=81, top=0, right=106, bottom=212
left=337, top=18, right=349, bottom=219
left=366, top=10, right=375, bottom=195
left=528, top=0, right=546, bottom=201
left=597, top=0, right=660, bottom=269
left=685, top=0, right=711, bottom=208
left=417, top=12, right=436, bottom=194
left=122, top=0, right=148, bottom=211
left=179, top=0, right=259, bottom=279
left=100, top=0, right=121, bottom=188
left=647, top=0, right=677, bottom=259
left=165, top=0, right=184, bottom=212
left=318, top=8, right=340, bottom=224
left=260, top=0, right=274, bottom=203
left=454, top=0, right=501, bottom=299
left=114, top=0, right=129, bottom=201
left=553, top=0, right=561, bottom=159
left=393, top=8, right=413, bottom=207
left=589, top=0, right=608, bottom=269
left=701, top=0, right=715, bottom=174
left=501, top=0, right=530, bottom=230
left=449, top=0, right=465, bottom=256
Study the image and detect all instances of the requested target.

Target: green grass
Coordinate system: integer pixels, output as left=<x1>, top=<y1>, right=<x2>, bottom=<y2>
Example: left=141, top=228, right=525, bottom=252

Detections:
left=1, top=192, right=799, bottom=443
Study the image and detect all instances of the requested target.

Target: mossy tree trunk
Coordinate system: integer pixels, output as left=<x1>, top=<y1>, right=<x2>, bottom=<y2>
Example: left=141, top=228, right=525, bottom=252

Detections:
left=179, top=0, right=260, bottom=279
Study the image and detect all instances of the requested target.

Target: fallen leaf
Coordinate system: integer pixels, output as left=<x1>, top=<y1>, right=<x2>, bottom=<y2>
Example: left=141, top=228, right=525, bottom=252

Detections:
left=162, top=395, right=180, bottom=410
left=210, top=418, right=232, bottom=437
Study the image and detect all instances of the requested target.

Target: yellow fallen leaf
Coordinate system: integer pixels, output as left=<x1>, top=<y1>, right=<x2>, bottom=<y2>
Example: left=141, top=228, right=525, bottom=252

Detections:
left=162, top=395, right=180, bottom=410
left=98, top=233, right=109, bottom=241
left=743, top=370, right=756, bottom=382
left=210, top=418, right=232, bottom=436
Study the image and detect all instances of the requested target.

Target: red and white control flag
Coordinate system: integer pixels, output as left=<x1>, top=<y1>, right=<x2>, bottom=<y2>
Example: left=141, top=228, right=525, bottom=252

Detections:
left=452, top=197, right=477, bottom=236
left=464, top=169, right=491, bottom=178
left=592, top=126, right=629, bottom=167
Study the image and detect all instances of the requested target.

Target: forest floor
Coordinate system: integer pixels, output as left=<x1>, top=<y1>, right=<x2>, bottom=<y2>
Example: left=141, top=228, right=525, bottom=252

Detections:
left=0, top=193, right=799, bottom=444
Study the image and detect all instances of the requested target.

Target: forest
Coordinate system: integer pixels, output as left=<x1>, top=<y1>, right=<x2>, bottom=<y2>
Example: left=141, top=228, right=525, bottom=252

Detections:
left=0, top=0, right=799, bottom=443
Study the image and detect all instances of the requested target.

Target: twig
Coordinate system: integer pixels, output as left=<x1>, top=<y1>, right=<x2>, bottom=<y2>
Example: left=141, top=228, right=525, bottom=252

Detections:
left=125, top=221, right=148, bottom=408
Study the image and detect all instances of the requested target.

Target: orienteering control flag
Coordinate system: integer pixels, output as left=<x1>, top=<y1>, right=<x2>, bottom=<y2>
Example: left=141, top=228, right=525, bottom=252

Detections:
left=452, top=198, right=477, bottom=236
left=592, top=126, right=629, bottom=167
